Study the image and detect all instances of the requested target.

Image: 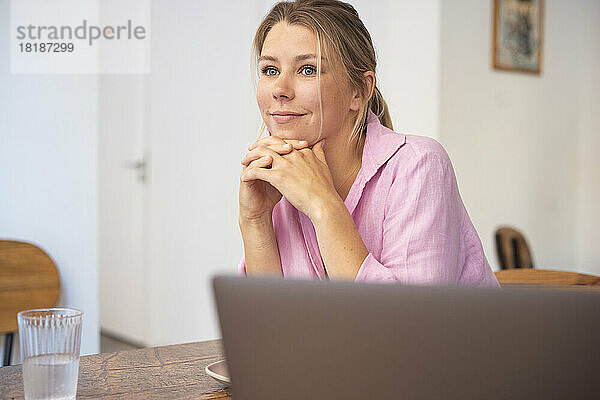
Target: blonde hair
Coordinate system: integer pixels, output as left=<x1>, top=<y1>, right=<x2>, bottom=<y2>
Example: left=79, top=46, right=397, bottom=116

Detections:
left=251, top=0, right=393, bottom=152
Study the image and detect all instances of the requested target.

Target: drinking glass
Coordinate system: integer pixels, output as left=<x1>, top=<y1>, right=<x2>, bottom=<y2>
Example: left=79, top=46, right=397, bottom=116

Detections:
left=17, top=308, right=84, bottom=400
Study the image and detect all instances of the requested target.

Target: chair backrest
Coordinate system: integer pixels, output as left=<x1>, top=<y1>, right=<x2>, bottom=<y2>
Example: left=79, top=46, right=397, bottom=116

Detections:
left=0, top=240, right=60, bottom=334
left=494, top=226, right=534, bottom=269
left=495, top=269, right=600, bottom=290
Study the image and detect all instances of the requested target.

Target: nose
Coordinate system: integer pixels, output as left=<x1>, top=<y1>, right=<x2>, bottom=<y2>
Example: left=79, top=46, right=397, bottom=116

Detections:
left=272, top=71, right=295, bottom=102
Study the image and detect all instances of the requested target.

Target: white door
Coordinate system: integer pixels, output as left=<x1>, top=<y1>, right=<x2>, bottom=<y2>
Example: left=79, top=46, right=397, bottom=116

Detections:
left=139, top=0, right=262, bottom=346
left=98, top=74, right=149, bottom=346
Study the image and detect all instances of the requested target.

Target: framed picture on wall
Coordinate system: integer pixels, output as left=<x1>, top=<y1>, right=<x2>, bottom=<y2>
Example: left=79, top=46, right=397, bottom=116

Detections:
left=493, top=0, right=543, bottom=74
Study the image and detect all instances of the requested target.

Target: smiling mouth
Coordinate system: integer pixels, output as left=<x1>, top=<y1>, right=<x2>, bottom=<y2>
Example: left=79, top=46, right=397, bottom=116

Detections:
left=270, top=113, right=307, bottom=123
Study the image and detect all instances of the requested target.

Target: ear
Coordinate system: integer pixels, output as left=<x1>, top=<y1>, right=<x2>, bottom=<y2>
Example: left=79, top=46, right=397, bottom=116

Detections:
left=350, top=71, right=376, bottom=112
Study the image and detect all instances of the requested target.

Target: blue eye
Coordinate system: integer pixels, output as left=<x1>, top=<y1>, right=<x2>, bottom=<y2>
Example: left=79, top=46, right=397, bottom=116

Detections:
left=261, top=67, right=278, bottom=76
left=301, top=65, right=316, bottom=76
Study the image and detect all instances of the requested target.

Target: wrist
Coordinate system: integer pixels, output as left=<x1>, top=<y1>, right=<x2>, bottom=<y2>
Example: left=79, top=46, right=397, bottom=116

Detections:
left=310, top=194, right=346, bottom=225
left=239, top=212, right=273, bottom=229
left=239, top=214, right=278, bottom=252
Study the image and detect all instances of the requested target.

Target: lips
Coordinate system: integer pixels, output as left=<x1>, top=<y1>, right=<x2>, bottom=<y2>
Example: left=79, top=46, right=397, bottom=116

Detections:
left=270, top=111, right=307, bottom=123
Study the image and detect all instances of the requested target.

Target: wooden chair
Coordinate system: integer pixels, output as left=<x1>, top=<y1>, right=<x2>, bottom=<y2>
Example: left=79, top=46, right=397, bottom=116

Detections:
left=494, top=226, right=534, bottom=269
left=495, top=269, right=600, bottom=290
left=0, top=240, right=60, bottom=366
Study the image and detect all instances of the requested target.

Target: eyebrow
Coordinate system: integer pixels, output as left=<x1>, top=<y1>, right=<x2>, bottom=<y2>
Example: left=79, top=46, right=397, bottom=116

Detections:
left=258, top=53, right=327, bottom=63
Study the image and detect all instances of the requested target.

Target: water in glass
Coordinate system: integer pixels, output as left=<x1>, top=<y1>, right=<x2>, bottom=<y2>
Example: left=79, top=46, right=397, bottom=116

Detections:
left=23, top=353, right=79, bottom=400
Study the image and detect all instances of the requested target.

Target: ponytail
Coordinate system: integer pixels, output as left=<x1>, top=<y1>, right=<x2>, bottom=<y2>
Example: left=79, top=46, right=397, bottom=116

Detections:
left=369, top=86, right=393, bottom=131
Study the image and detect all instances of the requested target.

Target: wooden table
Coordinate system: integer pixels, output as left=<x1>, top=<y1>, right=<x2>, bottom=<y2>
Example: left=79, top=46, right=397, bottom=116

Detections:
left=0, top=339, right=231, bottom=399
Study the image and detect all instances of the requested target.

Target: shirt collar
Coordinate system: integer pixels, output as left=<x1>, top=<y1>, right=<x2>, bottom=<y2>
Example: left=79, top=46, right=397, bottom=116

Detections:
left=342, top=110, right=406, bottom=216
left=361, top=109, right=407, bottom=180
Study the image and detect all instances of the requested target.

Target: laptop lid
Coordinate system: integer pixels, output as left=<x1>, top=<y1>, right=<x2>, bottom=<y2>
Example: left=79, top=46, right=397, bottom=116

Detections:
left=213, top=275, right=599, bottom=400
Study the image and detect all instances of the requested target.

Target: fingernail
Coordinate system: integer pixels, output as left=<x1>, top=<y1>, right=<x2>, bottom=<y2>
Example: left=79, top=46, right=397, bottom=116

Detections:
left=283, top=144, right=291, bottom=149
left=300, top=140, right=307, bottom=145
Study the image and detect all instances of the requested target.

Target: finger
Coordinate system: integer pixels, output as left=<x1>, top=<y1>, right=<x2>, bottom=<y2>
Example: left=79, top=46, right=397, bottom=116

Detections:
left=241, top=148, right=278, bottom=166
left=247, top=136, right=287, bottom=151
left=241, top=147, right=281, bottom=166
left=248, top=155, right=272, bottom=170
left=241, top=163, right=275, bottom=183
left=264, top=140, right=309, bottom=156
left=283, top=139, right=309, bottom=149
left=248, top=137, right=308, bottom=151
left=267, top=142, right=293, bottom=154
left=241, top=155, right=270, bottom=179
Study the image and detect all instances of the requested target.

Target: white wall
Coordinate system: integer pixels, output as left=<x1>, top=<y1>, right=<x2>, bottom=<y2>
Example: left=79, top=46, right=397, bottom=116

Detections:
left=355, top=0, right=441, bottom=138
left=0, top=0, right=99, bottom=358
left=577, top=0, right=600, bottom=273
left=440, top=0, right=598, bottom=274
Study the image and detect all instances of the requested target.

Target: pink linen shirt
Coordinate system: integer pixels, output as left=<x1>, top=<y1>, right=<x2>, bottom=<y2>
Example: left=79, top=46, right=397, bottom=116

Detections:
left=239, top=110, right=499, bottom=287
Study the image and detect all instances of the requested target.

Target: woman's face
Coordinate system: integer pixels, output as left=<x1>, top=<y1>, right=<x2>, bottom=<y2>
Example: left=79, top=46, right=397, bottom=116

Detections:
left=257, top=22, right=356, bottom=144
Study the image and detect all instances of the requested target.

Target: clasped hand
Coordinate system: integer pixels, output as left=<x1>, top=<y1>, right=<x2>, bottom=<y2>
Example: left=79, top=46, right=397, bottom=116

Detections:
left=240, top=136, right=341, bottom=221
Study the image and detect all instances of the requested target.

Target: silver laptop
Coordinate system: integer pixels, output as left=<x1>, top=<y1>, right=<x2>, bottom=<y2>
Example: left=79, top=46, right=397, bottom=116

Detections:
left=212, top=275, right=599, bottom=400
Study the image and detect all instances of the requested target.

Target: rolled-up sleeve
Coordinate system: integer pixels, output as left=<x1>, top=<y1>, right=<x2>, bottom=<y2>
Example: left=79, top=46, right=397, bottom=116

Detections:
left=354, top=148, right=464, bottom=285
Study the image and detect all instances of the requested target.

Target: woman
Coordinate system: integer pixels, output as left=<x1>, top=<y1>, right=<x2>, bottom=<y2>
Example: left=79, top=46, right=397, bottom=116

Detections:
left=238, top=0, right=499, bottom=287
